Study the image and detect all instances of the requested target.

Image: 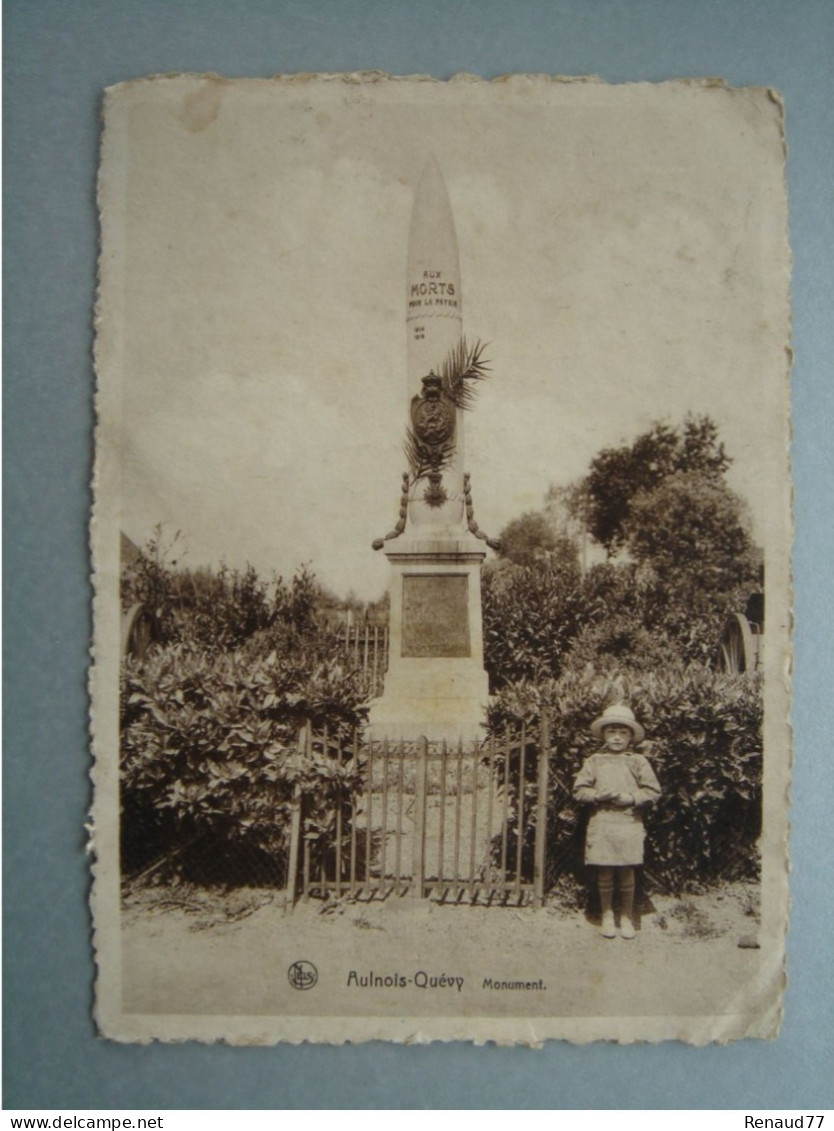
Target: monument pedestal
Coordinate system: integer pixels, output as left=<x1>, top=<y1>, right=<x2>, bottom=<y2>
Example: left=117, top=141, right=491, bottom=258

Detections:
left=368, top=532, right=489, bottom=742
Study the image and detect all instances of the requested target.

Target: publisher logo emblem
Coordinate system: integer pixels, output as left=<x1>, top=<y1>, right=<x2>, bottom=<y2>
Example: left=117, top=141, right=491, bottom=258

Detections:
left=288, top=960, right=318, bottom=991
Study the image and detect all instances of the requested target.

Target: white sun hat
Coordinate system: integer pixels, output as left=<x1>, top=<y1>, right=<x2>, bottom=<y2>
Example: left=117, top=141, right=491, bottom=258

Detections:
left=590, top=704, right=645, bottom=744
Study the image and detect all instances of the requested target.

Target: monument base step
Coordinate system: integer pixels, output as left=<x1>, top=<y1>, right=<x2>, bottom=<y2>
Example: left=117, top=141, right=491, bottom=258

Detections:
left=367, top=664, right=489, bottom=742
left=366, top=702, right=488, bottom=744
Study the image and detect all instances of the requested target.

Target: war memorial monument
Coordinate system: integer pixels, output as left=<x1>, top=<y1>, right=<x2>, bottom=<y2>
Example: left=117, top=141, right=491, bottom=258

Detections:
left=369, top=157, right=497, bottom=742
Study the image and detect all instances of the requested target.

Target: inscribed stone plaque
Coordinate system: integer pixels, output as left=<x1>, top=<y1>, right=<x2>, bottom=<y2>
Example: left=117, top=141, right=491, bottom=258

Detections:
left=401, top=574, right=470, bottom=657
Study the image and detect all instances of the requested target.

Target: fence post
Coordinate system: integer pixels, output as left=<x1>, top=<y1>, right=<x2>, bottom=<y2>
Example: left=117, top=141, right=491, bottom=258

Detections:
left=285, top=783, right=302, bottom=913
left=411, top=735, right=428, bottom=898
left=533, top=711, right=550, bottom=909
left=285, top=722, right=309, bottom=912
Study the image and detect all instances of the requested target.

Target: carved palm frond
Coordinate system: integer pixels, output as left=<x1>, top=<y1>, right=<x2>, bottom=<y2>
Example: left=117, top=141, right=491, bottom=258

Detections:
left=441, top=337, right=491, bottom=411
left=404, top=338, right=492, bottom=485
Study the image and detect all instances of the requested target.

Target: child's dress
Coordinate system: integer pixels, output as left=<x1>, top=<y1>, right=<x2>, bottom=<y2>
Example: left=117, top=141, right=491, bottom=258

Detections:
left=573, top=752, right=661, bottom=865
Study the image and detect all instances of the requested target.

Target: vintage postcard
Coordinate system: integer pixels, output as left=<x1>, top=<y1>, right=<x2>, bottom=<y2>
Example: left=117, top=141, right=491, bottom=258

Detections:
left=92, top=74, right=792, bottom=1044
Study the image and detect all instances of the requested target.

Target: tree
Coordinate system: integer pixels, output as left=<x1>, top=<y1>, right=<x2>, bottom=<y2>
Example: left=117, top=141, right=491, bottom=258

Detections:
left=545, top=480, right=590, bottom=537
left=484, top=416, right=760, bottom=675
left=627, top=472, right=755, bottom=588
left=624, top=472, right=760, bottom=662
left=584, top=415, right=730, bottom=554
left=497, top=510, right=580, bottom=570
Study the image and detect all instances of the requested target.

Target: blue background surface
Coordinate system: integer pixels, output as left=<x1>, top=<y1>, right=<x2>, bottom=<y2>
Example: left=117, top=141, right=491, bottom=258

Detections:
left=4, top=0, right=833, bottom=1110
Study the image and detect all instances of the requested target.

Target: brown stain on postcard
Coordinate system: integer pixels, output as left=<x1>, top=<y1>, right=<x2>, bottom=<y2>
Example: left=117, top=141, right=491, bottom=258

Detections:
left=181, top=80, right=225, bottom=132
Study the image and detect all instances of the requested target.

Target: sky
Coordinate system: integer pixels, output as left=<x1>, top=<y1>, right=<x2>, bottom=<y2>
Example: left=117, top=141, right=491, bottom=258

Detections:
left=105, top=75, right=790, bottom=602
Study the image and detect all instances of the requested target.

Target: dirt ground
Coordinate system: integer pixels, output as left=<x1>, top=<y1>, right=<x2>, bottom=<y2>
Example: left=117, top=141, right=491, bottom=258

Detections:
left=120, top=879, right=766, bottom=1024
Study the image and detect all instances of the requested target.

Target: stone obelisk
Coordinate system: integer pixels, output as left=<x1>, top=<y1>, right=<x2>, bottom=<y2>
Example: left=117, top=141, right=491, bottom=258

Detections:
left=369, top=157, right=490, bottom=742
left=405, top=155, right=466, bottom=531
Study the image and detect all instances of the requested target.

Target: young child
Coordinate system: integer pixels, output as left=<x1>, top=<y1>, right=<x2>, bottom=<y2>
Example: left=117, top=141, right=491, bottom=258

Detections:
left=573, top=704, right=661, bottom=939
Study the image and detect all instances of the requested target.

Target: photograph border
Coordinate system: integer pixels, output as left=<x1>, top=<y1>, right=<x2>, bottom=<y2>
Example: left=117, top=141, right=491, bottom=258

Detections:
left=5, top=0, right=833, bottom=1110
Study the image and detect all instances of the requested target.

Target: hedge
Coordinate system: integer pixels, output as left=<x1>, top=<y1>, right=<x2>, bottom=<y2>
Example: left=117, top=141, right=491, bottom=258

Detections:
left=488, top=664, right=763, bottom=895
left=120, top=643, right=367, bottom=883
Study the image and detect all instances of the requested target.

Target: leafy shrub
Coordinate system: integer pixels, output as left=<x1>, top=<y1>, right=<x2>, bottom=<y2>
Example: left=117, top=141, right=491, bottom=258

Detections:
left=561, top=562, right=678, bottom=674
left=122, top=531, right=333, bottom=656
left=120, top=644, right=368, bottom=884
left=482, top=545, right=756, bottom=690
left=239, top=565, right=332, bottom=665
left=482, top=556, right=582, bottom=687
left=121, top=527, right=184, bottom=644
left=488, top=665, right=762, bottom=895
left=119, top=540, right=382, bottom=887
left=176, top=564, right=275, bottom=651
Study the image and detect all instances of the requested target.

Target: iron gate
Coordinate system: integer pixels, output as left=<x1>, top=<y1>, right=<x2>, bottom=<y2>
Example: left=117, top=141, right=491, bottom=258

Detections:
left=286, top=716, right=552, bottom=908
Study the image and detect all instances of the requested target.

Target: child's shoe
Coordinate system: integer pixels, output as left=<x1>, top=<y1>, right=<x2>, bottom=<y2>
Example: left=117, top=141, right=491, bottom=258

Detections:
left=620, top=916, right=636, bottom=940
left=600, top=911, right=616, bottom=938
